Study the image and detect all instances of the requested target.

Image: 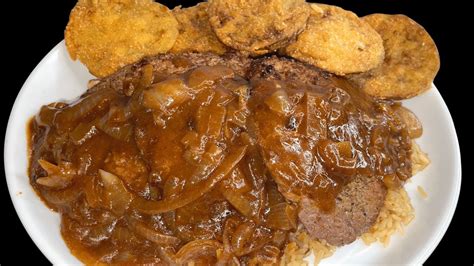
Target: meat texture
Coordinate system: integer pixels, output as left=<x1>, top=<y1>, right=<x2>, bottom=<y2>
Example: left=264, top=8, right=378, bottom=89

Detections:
left=298, top=176, right=386, bottom=246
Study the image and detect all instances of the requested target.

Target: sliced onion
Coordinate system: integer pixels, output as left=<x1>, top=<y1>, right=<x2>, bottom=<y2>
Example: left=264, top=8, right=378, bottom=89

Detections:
left=306, top=91, right=328, bottom=140
left=265, top=203, right=298, bottom=230
left=157, top=246, right=177, bottom=265
left=175, top=240, right=222, bottom=265
left=36, top=159, right=76, bottom=189
left=222, top=217, right=239, bottom=253
left=264, top=89, right=292, bottom=116
left=54, top=88, right=116, bottom=130
left=99, top=169, right=134, bottom=215
left=132, top=145, right=247, bottom=214
left=215, top=247, right=241, bottom=266
left=69, top=119, right=99, bottom=145
left=231, top=222, right=255, bottom=256
left=393, top=105, right=423, bottom=139
left=127, top=217, right=180, bottom=247
left=36, top=104, right=62, bottom=126
left=222, top=190, right=253, bottom=218
left=142, top=78, right=191, bottom=111
left=94, top=104, right=134, bottom=142
left=226, top=222, right=271, bottom=257
left=83, top=175, right=104, bottom=209
left=266, top=181, right=286, bottom=207
left=37, top=159, right=59, bottom=174
left=97, top=119, right=133, bottom=142
left=196, top=103, right=227, bottom=140
left=317, top=140, right=357, bottom=176
left=247, top=245, right=280, bottom=265
left=187, top=66, right=234, bottom=89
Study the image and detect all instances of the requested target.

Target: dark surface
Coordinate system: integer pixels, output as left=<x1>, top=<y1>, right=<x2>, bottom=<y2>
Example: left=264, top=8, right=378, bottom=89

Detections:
left=1, top=0, right=468, bottom=264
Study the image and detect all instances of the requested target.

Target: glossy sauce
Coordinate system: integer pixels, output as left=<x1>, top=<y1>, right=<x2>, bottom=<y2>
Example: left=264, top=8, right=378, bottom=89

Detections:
left=28, top=64, right=413, bottom=264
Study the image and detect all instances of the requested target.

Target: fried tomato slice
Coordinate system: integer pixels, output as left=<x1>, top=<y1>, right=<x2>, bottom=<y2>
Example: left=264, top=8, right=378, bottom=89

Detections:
left=170, top=3, right=228, bottom=55
left=349, top=14, right=440, bottom=99
left=283, top=4, right=384, bottom=75
left=65, top=0, right=179, bottom=77
left=208, top=0, right=310, bottom=55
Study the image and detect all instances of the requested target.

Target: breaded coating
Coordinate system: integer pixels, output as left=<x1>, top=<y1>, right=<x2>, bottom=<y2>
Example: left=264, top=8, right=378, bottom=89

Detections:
left=283, top=4, right=385, bottom=75
left=208, top=0, right=310, bottom=55
left=65, top=0, right=179, bottom=77
left=350, top=14, right=440, bottom=99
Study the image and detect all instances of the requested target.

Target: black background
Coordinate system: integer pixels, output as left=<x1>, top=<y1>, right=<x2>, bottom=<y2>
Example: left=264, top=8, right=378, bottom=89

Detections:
left=1, top=0, right=469, bottom=264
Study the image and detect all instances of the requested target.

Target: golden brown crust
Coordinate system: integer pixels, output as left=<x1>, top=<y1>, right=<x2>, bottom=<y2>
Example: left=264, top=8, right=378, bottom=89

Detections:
left=283, top=4, right=384, bottom=75
left=207, top=0, right=310, bottom=55
left=170, top=3, right=228, bottom=55
left=350, top=14, right=440, bottom=99
left=65, top=0, right=179, bottom=77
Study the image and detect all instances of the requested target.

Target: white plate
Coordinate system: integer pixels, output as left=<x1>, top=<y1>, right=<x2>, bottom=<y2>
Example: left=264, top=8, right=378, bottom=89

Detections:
left=4, top=41, right=461, bottom=265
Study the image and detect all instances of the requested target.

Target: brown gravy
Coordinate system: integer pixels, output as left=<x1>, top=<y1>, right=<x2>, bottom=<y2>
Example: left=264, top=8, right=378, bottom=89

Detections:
left=28, top=64, right=413, bottom=264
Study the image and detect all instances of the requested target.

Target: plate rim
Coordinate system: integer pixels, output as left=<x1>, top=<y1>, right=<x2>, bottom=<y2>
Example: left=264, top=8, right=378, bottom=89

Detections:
left=4, top=40, right=462, bottom=265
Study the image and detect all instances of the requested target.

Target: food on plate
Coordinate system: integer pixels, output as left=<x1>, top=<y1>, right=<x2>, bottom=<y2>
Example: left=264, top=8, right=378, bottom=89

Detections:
left=65, top=0, right=179, bottom=77
left=361, top=187, right=414, bottom=246
left=170, top=3, right=228, bottom=55
left=298, top=176, right=386, bottom=246
left=412, top=141, right=431, bottom=175
left=349, top=14, right=440, bottom=99
left=207, top=0, right=310, bottom=55
left=25, top=0, right=440, bottom=264
left=29, top=51, right=427, bottom=264
left=282, top=4, right=384, bottom=75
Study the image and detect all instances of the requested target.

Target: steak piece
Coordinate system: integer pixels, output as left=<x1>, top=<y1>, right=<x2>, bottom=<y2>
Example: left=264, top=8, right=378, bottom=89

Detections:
left=90, top=53, right=389, bottom=247
left=144, top=52, right=251, bottom=77
left=298, top=176, right=387, bottom=246
left=248, top=55, right=389, bottom=246
left=247, top=55, right=333, bottom=86
left=90, top=52, right=251, bottom=95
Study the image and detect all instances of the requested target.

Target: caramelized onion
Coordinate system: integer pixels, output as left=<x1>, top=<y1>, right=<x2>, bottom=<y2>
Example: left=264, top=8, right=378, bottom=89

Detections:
left=248, top=245, right=280, bottom=265
left=99, top=170, right=134, bottom=215
left=215, top=248, right=240, bottom=266
left=266, top=181, right=286, bottom=206
left=97, top=119, right=133, bottom=142
left=96, top=105, right=133, bottom=142
left=196, top=103, right=227, bottom=140
left=142, top=78, right=191, bottom=111
left=132, top=145, right=247, bottom=214
left=127, top=217, right=180, bottom=247
left=37, top=103, right=63, bottom=126
left=175, top=240, right=222, bottom=265
left=222, top=190, right=253, bottom=218
left=84, top=175, right=104, bottom=209
left=222, top=218, right=272, bottom=257
left=393, top=105, right=423, bottom=139
left=54, top=88, right=116, bottom=130
left=231, top=222, right=255, bottom=256
left=69, top=119, right=99, bottom=145
left=306, top=92, right=328, bottom=140
left=317, top=140, right=357, bottom=175
left=36, top=159, right=76, bottom=189
left=187, top=66, right=234, bottom=89
left=264, top=89, right=292, bottom=116
left=265, top=203, right=298, bottom=230
left=222, top=217, right=239, bottom=253
left=226, top=222, right=272, bottom=257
